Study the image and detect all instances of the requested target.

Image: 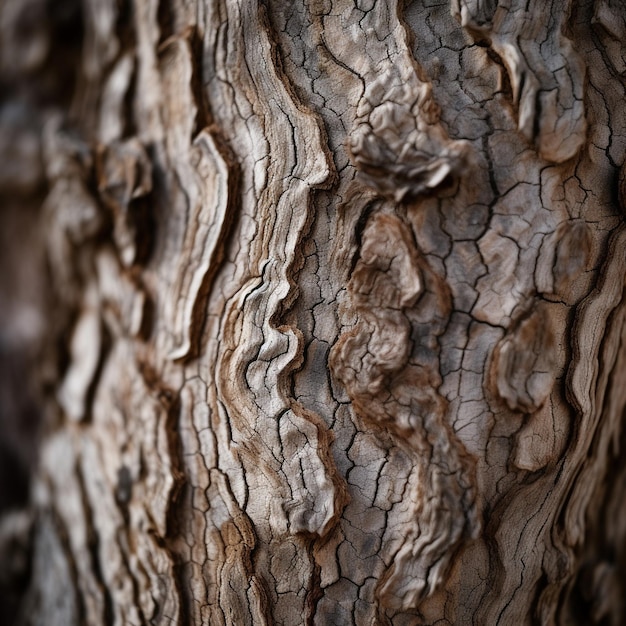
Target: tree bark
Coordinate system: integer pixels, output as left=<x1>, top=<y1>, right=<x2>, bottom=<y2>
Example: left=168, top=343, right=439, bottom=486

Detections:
left=3, top=0, right=626, bottom=624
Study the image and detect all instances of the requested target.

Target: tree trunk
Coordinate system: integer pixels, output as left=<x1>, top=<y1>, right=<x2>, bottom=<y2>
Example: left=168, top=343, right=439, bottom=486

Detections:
left=3, top=0, right=626, bottom=623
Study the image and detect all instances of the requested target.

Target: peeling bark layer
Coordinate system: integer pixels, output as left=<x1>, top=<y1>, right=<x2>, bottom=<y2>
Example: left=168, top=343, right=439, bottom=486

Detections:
left=7, top=0, right=626, bottom=624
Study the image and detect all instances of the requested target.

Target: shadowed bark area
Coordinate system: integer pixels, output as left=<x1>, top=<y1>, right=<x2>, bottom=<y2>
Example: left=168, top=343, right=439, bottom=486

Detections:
left=0, top=0, right=83, bottom=622
left=1, top=0, right=626, bottom=624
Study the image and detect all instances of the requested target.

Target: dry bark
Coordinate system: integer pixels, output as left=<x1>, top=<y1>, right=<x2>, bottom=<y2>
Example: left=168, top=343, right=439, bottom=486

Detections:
left=2, top=0, right=626, bottom=624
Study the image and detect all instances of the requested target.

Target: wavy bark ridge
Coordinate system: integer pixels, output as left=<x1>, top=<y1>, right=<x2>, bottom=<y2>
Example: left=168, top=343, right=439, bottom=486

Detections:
left=324, top=1, right=482, bottom=609
left=213, top=0, right=346, bottom=542
left=592, top=0, right=626, bottom=75
left=330, top=212, right=480, bottom=609
left=452, top=0, right=587, bottom=163
left=156, top=33, right=236, bottom=362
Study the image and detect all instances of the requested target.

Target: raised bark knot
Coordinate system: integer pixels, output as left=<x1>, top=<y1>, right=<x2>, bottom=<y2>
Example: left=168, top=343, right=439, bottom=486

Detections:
left=535, top=220, right=593, bottom=304
left=490, top=303, right=557, bottom=415
left=42, top=118, right=102, bottom=242
left=95, top=138, right=153, bottom=267
left=349, top=65, right=470, bottom=201
left=451, top=0, right=498, bottom=37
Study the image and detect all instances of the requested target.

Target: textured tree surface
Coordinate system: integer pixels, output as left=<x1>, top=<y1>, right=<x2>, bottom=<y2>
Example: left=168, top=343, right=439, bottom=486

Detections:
left=2, top=0, right=626, bottom=624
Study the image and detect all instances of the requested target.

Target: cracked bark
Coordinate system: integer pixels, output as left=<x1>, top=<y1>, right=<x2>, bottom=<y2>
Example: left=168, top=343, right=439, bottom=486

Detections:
left=3, top=0, right=626, bottom=624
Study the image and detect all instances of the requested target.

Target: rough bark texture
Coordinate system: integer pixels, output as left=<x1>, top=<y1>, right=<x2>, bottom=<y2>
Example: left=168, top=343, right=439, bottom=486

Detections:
left=2, top=0, right=626, bottom=624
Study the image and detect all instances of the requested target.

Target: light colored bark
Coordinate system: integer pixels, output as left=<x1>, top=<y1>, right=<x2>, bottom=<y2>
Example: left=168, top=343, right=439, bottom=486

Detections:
left=3, top=0, right=626, bottom=624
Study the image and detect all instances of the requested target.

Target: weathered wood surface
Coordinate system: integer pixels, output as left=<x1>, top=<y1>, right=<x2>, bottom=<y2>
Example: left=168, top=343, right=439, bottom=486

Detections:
left=3, top=0, right=626, bottom=623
